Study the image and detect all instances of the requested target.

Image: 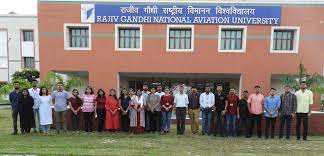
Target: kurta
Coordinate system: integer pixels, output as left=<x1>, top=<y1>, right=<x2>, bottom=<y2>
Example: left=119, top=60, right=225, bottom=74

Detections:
left=38, top=95, right=53, bottom=125
left=18, top=96, right=34, bottom=130
left=105, top=96, right=120, bottom=129
left=129, top=95, right=145, bottom=128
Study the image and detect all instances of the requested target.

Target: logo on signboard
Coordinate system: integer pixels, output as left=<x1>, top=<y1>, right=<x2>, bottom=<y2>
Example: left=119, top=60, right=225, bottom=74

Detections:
left=81, top=4, right=95, bottom=23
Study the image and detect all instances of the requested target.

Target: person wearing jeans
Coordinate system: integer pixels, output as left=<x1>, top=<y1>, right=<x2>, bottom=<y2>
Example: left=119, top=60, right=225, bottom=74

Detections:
left=51, top=82, right=69, bottom=134
left=247, top=85, right=265, bottom=138
left=225, top=88, right=240, bottom=137
left=174, top=85, right=189, bottom=135
left=161, top=87, right=174, bottom=133
left=295, top=81, right=313, bottom=141
left=28, top=79, right=41, bottom=133
left=9, top=81, right=22, bottom=135
left=279, top=85, right=297, bottom=140
left=264, top=88, right=281, bottom=139
left=200, top=86, right=214, bottom=135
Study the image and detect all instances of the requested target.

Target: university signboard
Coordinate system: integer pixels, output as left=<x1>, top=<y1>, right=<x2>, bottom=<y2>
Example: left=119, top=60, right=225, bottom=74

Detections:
left=81, top=4, right=281, bottom=25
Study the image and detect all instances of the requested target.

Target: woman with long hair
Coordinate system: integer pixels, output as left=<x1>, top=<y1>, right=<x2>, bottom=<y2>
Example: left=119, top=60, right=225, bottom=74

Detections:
left=18, top=88, right=34, bottom=134
left=95, top=89, right=106, bottom=133
left=68, top=89, right=82, bottom=133
left=119, top=88, right=131, bottom=132
left=105, top=89, right=120, bottom=132
left=129, top=89, right=145, bottom=134
left=38, top=87, right=53, bottom=135
left=82, top=86, right=96, bottom=133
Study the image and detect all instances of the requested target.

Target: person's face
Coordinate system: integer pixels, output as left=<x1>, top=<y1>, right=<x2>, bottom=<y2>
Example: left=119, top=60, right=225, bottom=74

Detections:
left=270, top=89, right=276, bottom=96
left=255, top=87, right=260, bottom=93
left=300, top=83, right=307, bottom=90
left=72, top=90, right=79, bottom=97
left=41, top=88, right=47, bottom=94
left=229, top=89, right=235, bottom=95
left=243, top=92, right=248, bottom=98
left=216, top=86, right=222, bottom=92
left=99, top=90, right=104, bottom=96
left=165, top=89, right=170, bottom=94
left=151, top=88, right=156, bottom=94
left=143, top=85, right=148, bottom=91
left=32, top=81, right=38, bottom=87
left=129, top=90, right=134, bottom=96
left=205, top=87, right=210, bottom=93
left=191, top=88, right=197, bottom=94
left=122, top=89, right=127, bottom=95
left=284, top=86, right=291, bottom=93
left=22, top=90, right=28, bottom=96
left=86, top=88, right=92, bottom=94
left=157, top=86, right=162, bottom=92
left=110, top=90, right=116, bottom=96
left=136, top=90, right=142, bottom=96
left=13, top=83, right=20, bottom=89
left=57, top=84, right=63, bottom=90
left=179, top=86, right=184, bottom=92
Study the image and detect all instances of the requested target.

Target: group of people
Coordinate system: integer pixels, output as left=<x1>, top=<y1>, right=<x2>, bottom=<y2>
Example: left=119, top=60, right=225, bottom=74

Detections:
left=9, top=80, right=313, bottom=140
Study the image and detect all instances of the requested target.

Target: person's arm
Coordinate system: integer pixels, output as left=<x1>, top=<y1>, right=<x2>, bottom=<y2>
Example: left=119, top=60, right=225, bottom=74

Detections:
left=51, top=92, right=55, bottom=105
left=9, top=92, right=13, bottom=104
left=247, top=95, right=252, bottom=113
left=292, top=95, right=297, bottom=115
left=264, top=98, right=270, bottom=114
left=274, top=97, right=281, bottom=113
left=119, top=99, right=125, bottom=112
left=68, top=99, right=75, bottom=112
left=199, top=94, right=204, bottom=109
left=308, top=91, right=314, bottom=116
left=224, top=97, right=228, bottom=112
left=152, top=96, right=161, bottom=110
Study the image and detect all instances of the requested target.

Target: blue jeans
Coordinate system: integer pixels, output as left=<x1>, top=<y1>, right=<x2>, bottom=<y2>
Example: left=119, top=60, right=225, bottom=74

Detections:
left=162, top=111, right=172, bottom=131
left=32, top=108, right=41, bottom=131
left=41, top=125, right=51, bottom=133
left=226, top=114, right=237, bottom=136
left=201, top=109, right=212, bottom=135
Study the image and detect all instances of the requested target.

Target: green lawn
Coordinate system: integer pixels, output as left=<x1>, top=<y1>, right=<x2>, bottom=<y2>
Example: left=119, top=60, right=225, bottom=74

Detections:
left=0, top=109, right=324, bottom=156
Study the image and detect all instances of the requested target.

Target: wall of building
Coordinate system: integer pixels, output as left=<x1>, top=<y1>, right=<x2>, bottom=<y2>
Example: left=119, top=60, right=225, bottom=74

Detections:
left=38, top=0, right=324, bottom=110
left=0, top=15, right=39, bottom=82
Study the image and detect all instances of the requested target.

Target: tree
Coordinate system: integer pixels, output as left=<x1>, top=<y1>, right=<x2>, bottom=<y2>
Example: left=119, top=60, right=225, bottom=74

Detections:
left=12, top=69, right=40, bottom=82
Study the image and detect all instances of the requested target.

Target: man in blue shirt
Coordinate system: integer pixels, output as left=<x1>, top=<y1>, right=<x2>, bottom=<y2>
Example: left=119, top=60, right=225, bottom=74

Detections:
left=9, top=81, right=22, bottom=135
left=264, top=88, right=281, bottom=139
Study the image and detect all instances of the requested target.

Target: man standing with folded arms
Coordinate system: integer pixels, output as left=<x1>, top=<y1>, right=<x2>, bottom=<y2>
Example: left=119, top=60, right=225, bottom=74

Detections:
left=188, top=86, right=200, bottom=135
left=295, top=81, right=313, bottom=141
left=200, top=85, right=215, bottom=135
left=279, top=85, right=297, bottom=140
left=247, top=85, right=264, bottom=138
left=174, top=85, right=189, bottom=135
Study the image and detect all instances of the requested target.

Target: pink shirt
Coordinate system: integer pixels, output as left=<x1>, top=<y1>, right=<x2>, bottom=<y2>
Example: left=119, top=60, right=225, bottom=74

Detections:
left=82, top=94, right=95, bottom=112
left=247, top=93, right=264, bottom=115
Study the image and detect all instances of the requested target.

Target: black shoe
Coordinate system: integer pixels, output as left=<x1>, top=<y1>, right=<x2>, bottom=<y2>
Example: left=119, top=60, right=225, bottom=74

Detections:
left=12, top=132, right=18, bottom=135
left=56, top=130, right=60, bottom=134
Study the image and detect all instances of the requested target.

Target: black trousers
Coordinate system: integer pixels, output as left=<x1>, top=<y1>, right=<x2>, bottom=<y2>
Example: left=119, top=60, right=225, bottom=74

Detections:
left=279, top=115, right=292, bottom=139
left=96, top=109, right=106, bottom=132
left=250, top=114, right=262, bottom=138
left=176, top=107, right=186, bottom=134
left=147, top=111, right=161, bottom=132
left=265, top=117, right=277, bottom=138
left=71, top=112, right=80, bottom=131
left=120, top=112, right=130, bottom=132
left=12, top=111, right=23, bottom=133
left=237, top=116, right=250, bottom=137
left=213, top=111, right=225, bottom=136
left=296, top=113, right=309, bottom=140
left=83, top=112, right=93, bottom=132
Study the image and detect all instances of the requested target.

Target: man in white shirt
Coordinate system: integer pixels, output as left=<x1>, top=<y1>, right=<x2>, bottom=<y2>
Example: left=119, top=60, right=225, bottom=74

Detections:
left=200, top=86, right=215, bottom=135
left=174, top=85, right=189, bottom=135
left=28, top=79, right=41, bottom=133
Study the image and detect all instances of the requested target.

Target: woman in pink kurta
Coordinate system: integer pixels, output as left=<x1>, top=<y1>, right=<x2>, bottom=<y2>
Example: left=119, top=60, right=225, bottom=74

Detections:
left=105, top=89, right=120, bottom=132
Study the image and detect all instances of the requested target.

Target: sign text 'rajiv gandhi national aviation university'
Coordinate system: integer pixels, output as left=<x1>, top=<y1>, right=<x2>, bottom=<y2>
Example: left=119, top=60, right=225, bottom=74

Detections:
left=81, top=4, right=281, bottom=25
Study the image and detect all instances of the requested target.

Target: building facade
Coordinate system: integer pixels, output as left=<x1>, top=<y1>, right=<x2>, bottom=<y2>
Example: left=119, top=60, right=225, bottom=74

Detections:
left=0, top=14, right=39, bottom=82
left=38, top=0, right=324, bottom=110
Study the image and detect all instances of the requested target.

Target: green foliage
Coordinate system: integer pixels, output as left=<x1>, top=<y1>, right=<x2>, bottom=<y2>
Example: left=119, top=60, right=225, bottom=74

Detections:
left=12, top=69, right=40, bottom=82
left=280, top=63, right=324, bottom=94
left=0, top=79, right=32, bottom=100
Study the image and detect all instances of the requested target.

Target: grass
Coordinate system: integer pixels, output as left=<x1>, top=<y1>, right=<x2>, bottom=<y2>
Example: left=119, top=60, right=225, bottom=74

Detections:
left=0, top=109, right=324, bottom=156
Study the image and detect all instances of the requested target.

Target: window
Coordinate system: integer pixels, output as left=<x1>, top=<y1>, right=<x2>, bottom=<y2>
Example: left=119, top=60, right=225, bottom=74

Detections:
left=23, top=30, right=34, bottom=42
left=64, top=23, right=91, bottom=50
left=218, top=25, right=247, bottom=53
left=115, top=24, right=142, bottom=51
left=166, top=25, right=194, bottom=52
left=23, top=57, right=34, bottom=69
left=270, top=26, right=300, bottom=53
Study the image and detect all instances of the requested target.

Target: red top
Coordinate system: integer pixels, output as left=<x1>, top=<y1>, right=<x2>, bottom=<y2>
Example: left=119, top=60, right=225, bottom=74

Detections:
left=226, top=95, right=239, bottom=115
left=105, top=96, right=119, bottom=112
left=95, top=96, right=106, bottom=110
left=161, top=95, right=174, bottom=112
left=69, top=97, right=82, bottom=111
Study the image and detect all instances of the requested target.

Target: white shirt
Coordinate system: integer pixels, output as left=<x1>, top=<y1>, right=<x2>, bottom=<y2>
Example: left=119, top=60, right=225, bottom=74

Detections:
left=200, top=92, right=215, bottom=108
left=28, top=88, right=40, bottom=109
left=136, top=95, right=144, bottom=107
left=174, top=93, right=189, bottom=108
left=155, top=92, right=165, bottom=99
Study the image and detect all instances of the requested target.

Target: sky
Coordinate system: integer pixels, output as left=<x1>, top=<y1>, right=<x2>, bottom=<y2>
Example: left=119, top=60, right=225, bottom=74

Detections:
left=0, top=0, right=37, bottom=15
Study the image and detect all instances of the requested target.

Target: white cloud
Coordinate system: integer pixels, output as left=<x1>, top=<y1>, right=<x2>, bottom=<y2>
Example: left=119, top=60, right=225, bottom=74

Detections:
left=0, top=0, right=37, bottom=15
